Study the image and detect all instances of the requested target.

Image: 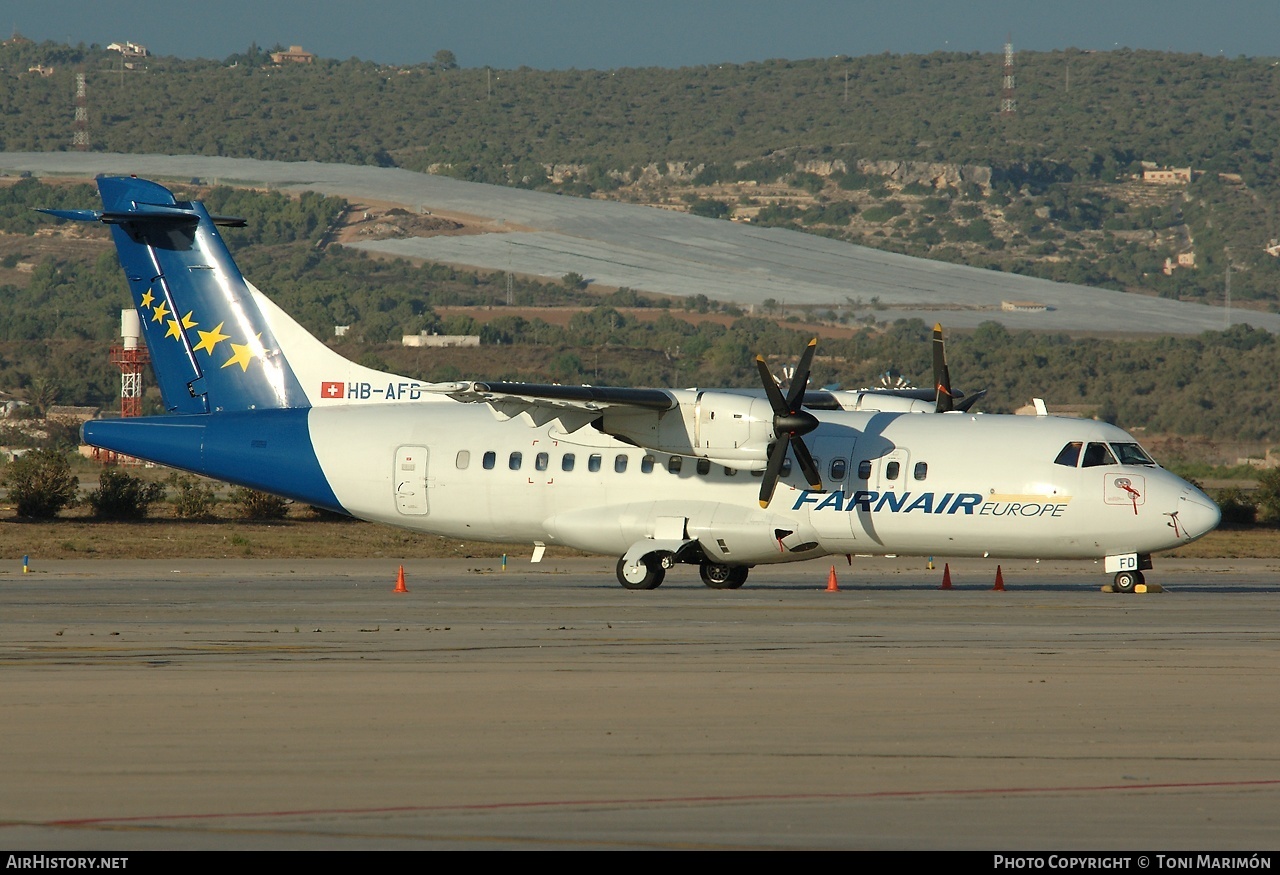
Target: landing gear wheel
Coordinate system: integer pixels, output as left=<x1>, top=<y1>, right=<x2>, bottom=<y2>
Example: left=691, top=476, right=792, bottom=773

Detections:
left=617, top=555, right=665, bottom=590
left=699, top=563, right=750, bottom=589
left=700, top=562, right=736, bottom=589
left=1113, top=570, right=1143, bottom=593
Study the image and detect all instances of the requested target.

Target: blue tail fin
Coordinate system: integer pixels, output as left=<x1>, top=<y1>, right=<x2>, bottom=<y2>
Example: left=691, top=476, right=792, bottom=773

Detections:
left=44, top=176, right=309, bottom=414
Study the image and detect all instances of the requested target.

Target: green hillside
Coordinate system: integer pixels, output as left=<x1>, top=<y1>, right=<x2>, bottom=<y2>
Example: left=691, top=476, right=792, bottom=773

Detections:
left=4, top=42, right=1280, bottom=304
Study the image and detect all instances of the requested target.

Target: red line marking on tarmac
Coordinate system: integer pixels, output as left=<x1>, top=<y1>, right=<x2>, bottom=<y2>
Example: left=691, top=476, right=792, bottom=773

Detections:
left=43, top=778, right=1280, bottom=827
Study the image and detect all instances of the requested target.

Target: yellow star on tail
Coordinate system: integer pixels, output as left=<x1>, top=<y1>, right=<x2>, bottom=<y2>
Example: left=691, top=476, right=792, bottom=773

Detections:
left=193, top=322, right=229, bottom=355
left=221, top=341, right=256, bottom=371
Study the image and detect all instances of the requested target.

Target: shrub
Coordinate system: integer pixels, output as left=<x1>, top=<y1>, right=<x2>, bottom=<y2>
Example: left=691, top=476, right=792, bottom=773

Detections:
left=1215, top=487, right=1257, bottom=526
left=169, top=472, right=219, bottom=519
left=1253, top=468, right=1280, bottom=524
left=86, top=469, right=167, bottom=520
left=229, top=487, right=289, bottom=520
left=1, top=448, right=79, bottom=518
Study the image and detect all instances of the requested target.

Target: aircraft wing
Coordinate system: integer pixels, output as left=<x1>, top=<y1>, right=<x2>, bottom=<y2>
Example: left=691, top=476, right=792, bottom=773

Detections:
left=439, top=381, right=677, bottom=429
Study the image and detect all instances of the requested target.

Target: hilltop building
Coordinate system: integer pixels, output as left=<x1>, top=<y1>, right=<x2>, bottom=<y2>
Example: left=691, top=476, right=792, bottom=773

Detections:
left=106, top=41, right=148, bottom=58
left=271, top=45, right=315, bottom=64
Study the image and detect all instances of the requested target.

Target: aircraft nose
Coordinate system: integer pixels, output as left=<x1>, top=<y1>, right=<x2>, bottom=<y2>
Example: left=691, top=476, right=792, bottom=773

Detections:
left=1176, top=490, right=1221, bottom=541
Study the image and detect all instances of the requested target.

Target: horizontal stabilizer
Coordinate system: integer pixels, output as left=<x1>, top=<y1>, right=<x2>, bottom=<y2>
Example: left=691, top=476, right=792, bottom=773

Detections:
left=39, top=206, right=246, bottom=226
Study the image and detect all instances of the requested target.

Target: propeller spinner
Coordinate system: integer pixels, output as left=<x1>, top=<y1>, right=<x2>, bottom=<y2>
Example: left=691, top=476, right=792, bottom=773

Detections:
left=755, top=338, right=824, bottom=508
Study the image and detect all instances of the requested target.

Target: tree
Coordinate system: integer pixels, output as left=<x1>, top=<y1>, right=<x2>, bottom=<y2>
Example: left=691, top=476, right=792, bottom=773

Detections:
left=1, top=448, right=79, bottom=518
left=26, top=377, right=59, bottom=418
left=433, top=49, right=458, bottom=70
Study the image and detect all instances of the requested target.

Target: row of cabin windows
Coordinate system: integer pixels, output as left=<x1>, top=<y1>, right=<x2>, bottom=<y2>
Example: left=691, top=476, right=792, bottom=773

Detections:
left=454, top=450, right=929, bottom=481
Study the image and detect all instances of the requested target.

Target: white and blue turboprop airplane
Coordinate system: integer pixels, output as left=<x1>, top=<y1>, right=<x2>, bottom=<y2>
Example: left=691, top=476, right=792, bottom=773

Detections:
left=44, top=177, right=1220, bottom=591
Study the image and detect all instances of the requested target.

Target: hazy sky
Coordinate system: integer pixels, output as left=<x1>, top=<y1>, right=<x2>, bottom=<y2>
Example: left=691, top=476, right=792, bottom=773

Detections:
left=13, top=1, right=1280, bottom=69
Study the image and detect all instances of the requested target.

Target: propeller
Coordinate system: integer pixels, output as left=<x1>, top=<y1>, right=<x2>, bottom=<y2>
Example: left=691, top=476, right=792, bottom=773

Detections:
left=932, top=322, right=956, bottom=413
left=755, top=338, right=824, bottom=508
left=931, top=322, right=986, bottom=413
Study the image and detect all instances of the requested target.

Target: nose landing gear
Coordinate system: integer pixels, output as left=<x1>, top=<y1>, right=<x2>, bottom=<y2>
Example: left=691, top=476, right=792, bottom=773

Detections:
left=1112, top=570, right=1145, bottom=594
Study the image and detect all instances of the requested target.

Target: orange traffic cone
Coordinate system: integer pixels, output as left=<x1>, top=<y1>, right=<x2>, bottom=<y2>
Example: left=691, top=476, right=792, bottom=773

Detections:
left=826, top=566, right=840, bottom=592
left=992, top=565, right=1005, bottom=591
left=395, top=565, right=408, bottom=593
left=941, top=563, right=952, bottom=590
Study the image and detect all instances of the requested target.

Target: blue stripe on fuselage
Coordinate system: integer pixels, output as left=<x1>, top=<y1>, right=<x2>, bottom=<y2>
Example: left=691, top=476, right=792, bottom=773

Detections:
left=81, top=409, right=344, bottom=513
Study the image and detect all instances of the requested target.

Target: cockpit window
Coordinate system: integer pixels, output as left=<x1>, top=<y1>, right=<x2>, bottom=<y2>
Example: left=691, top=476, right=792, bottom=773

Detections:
left=1111, top=442, right=1156, bottom=466
left=1054, top=442, right=1082, bottom=467
left=1081, top=442, right=1117, bottom=468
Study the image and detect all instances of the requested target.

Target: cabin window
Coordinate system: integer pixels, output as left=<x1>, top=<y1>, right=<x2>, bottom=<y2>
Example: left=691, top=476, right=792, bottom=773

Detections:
left=668, top=456, right=683, bottom=474
left=456, top=450, right=470, bottom=470
left=561, top=453, right=575, bottom=472
left=614, top=454, right=629, bottom=473
left=1111, top=443, right=1156, bottom=466
left=641, top=455, right=655, bottom=473
left=588, top=454, right=602, bottom=472
left=1054, top=442, right=1082, bottom=467
left=535, top=452, right=549, bottom=471
left=1082, top=442, right=1117, bottom=468
left=508, top=451, right=523, bottom=470
left=857, top=460, right=871, bottom=479
left=696, top=459, right=711, bottom=475
left=913, top=461, right=928, bottom=481
left=885, top=461, right=900, bottom=480
left=830, top=458, right=847, bottom=480
left=483, top=451, right=496, bottom=470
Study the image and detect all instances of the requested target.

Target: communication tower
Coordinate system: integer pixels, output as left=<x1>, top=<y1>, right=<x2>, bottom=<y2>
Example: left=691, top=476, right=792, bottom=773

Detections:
left=73, top=70, right=89, bottom=150
left=1000, top=35, right=1017, bottom=117
left=103, top=310, right=149, bottom=465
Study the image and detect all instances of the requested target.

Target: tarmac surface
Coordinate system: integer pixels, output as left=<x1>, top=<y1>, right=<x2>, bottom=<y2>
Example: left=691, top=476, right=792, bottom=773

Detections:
left=2, top=555, right=1278, bottom=850
left=3, top=151, right=1274, bottom=334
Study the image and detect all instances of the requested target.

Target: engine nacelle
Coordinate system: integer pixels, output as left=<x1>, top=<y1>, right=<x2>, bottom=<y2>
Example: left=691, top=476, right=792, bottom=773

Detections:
left=600, top=389, right=776, bottom=470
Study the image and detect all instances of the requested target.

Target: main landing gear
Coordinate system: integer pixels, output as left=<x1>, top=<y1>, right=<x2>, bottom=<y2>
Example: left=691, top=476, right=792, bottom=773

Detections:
left=699, top=562, right=749, bottom=589
left=614, top=554, right=751, bottom=590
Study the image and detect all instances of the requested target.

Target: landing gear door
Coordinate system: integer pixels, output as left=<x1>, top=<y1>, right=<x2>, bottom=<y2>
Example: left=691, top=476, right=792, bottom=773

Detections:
left=394, top=445, right=429, bottom=516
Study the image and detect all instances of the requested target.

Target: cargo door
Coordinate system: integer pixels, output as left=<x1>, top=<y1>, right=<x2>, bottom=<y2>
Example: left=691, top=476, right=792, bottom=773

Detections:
left=394, top=445, right=429, bottom=515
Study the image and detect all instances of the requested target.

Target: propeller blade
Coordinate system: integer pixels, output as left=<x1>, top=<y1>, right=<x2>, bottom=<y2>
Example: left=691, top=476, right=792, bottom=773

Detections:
left=932, top=322, right=955, bottom=413
left=756, top=353, right=788, bottom=415
left=791, top=435, right=823, bottom=491
left=758, top=434, right=792, bottom=507
left=955, top=388, right=987, bottom=413
left=785, top=338, right=819, bottom=410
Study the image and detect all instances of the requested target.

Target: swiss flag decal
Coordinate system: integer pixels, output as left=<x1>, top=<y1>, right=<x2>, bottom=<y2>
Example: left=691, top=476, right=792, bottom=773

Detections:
left=320, top=381, right=344, bottom=399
